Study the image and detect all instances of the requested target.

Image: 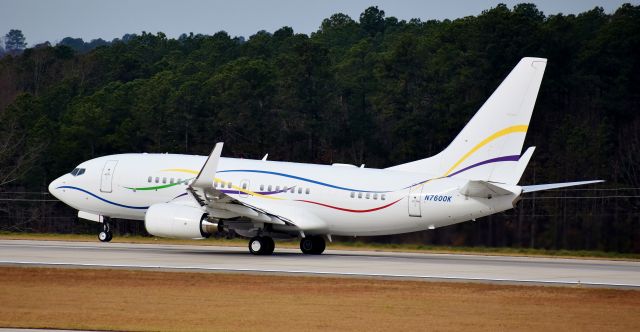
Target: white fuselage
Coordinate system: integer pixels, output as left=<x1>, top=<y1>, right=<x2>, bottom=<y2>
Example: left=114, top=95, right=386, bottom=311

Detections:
left=48, top=153, right=518, bottom=236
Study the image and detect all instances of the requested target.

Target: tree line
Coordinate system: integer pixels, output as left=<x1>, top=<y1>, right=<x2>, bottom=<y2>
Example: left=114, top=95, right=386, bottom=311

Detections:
left=0, top=4, right=638, bottom=252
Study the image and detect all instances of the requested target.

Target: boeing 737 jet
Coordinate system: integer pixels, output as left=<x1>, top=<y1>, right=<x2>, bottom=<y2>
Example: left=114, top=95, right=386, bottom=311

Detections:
left=49, top=57, right=602, bottom=255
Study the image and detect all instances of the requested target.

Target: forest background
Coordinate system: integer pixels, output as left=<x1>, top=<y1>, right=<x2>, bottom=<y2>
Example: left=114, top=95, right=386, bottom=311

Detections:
left=1, top=3, right=638, bottom=252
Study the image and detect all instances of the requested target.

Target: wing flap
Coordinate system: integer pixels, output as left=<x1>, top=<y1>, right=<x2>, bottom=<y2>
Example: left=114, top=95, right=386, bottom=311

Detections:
left=235, top=199, right=328, bottom=232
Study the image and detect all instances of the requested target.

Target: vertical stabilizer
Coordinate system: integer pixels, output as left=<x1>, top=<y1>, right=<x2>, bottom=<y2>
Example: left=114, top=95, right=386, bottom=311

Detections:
left=387, top=57, right=547, bottom=184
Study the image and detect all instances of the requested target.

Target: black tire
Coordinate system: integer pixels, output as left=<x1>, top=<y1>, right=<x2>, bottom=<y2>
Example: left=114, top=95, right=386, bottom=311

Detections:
left=263, top=236, right=275, bottom=255
left=300, top=236, right=325, bottom=255
left=248, top=236, right=274, bottom=255
left=99, top=231, right=112, bottom=242
left=300, top=237, right=314, bottom=254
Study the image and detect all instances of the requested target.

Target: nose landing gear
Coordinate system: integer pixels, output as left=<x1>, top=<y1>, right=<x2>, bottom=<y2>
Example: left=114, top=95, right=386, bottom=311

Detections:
left=98, top=218, right=113, bottom=242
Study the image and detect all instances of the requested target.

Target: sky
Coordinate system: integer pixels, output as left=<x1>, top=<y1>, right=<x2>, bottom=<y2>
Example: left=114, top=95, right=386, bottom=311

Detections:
left=1, top=0, right=637, bottom=46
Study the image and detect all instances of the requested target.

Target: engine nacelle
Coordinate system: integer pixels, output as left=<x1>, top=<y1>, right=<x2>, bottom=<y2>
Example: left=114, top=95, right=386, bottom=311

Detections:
left=144, top=203, right=216, bottom=239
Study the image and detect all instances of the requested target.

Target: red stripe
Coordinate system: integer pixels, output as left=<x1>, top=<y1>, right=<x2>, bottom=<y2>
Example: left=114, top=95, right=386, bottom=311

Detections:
left=296, top=198, right=403, bottom=213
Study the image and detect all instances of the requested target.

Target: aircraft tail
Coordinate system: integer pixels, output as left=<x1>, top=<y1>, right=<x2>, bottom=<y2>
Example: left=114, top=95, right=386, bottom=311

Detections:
left=387, top=57, right=547, bottom=185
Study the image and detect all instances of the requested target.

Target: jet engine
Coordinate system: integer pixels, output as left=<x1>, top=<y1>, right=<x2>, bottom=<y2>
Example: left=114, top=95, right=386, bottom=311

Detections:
left=144, top=203, right=218, bottom=239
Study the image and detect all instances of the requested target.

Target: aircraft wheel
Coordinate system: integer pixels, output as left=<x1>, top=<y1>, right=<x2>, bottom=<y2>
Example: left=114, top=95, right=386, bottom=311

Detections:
left=263, top=236, right=275, bottom=255
left=300, top=236, right=325, bottom=255
left=98, top=231, right=112, bottom=242
left=249, top=236, right=274, bottom=255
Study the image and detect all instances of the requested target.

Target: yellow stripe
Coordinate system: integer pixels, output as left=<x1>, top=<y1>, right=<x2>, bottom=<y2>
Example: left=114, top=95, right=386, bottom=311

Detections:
left=162, top=168, right=199, bottom=174
left=229, top=184, right=284, bottom=200
left=443, top=125, right=528, bottom=176
left=161, top=168, right=282, bottom=200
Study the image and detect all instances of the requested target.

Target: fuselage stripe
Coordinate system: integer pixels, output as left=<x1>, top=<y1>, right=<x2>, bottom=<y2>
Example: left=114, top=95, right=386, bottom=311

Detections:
left=296, top=198, right=403, bottom=213
left=56, top=186, right=149, bottom=210
left=218, top=169, right=390, bottom=193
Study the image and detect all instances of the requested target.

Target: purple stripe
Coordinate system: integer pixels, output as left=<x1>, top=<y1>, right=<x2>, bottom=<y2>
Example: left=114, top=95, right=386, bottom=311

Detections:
left=447, top=155, right=521, bottom=177
left=220, top=186, right=295, bottom=196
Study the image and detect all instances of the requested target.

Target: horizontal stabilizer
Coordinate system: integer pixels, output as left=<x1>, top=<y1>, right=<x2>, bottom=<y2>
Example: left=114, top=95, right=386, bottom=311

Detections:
left=522, top=180, right=604, bottom=193
left=459, top=180, right=520, bottom=198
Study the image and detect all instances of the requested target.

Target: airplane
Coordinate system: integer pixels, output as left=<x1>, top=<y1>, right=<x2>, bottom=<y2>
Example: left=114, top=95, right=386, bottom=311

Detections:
left=48, top=57, right=602, bottom=255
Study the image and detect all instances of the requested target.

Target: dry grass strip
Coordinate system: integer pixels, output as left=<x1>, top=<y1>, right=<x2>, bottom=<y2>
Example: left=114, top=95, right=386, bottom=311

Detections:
left=1, top=266, right=639, bottom=331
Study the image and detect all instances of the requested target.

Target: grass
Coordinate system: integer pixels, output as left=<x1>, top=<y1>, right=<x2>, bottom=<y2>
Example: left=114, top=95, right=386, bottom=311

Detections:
left=1, top=231, right=639, bottom=260
left=0, top=266, right=639, bottom=331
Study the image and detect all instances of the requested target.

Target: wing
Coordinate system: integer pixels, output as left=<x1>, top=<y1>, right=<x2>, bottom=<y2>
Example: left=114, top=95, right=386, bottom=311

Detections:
left=185, top=143, right=326, bottom=232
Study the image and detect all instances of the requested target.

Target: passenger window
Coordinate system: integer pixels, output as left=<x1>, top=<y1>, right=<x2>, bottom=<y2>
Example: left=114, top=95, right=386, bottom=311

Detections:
left=373, top=193, right=378, bottom=200
left=260, top=185, right=264, bottom=191
left=381, top=194, right=386, bottom=201
left=242, top=183, right=247, bottom=190
left=358, top=192, right=363, bottom=199
left=170, top=178, right=174, bottom=184
left=290, top=187, right=294, bottom=193
left=305, top=188, right=310, bottom=195
left=298, top=187, right=302, bottom=194
left=275, top=186, right=280, bottom=192
left=365, top=193, right=370, bottom=199
left=350, top=192, right=355, bottom=198
left=155, top=177, right=159, bottom=183
left=162, top=177, right=167, bottom=184
left=213, top=181, right=218, bottom=188
left=147, top=176, right=152, bottom=183
left=268, top=185, right=272, bottom=192
left=177, top=178, right=182, bottom=184
left=228, top=182, right=232, bottom=188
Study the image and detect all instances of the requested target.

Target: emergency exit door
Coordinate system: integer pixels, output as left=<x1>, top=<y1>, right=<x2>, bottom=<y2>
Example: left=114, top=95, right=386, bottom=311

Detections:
left=408, top=185, right=423, bottom=217
left=100, top=160, right=118, bottom=193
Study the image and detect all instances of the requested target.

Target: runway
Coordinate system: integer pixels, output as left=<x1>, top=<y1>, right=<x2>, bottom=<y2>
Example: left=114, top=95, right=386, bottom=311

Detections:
left=1, top=239, right=639, bottom=288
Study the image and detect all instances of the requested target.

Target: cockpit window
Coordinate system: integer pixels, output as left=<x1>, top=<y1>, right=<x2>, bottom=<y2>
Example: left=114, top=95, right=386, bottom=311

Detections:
left=70, top=168, right=86, bottom=176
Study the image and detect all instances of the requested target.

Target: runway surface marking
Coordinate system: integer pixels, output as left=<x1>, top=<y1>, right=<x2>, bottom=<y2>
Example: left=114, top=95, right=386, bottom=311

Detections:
left=1, top=240, right=639, bottom=288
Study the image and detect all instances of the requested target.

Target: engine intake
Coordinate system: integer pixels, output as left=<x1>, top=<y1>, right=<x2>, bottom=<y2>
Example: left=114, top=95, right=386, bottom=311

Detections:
left=144, top=203, right=216, bottom=239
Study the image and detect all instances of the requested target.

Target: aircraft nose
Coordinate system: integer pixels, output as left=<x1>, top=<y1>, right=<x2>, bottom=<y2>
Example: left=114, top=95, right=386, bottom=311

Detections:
left=48, top=176, right=64, bottom=200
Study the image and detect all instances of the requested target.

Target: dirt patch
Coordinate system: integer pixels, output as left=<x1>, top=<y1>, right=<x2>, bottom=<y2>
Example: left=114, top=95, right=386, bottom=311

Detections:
left=1, top=267, right=639, bottom=331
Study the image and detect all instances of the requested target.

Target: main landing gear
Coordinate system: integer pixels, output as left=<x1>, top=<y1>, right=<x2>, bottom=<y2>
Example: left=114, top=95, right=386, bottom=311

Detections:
left=300, top=236, right=326, bottom=255
left=248, top=236, right=275, bottom=255
left=246, top=235, right=326, bottom=255
left=98, top=218, right=113, bottom=243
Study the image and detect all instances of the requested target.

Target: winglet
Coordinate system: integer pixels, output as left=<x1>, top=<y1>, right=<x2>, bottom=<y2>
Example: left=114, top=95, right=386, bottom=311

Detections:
left=191, top=142, right=223, bottom=190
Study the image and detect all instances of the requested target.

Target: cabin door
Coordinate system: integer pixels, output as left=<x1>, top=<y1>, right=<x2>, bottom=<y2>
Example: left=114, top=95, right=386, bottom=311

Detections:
left=100, top=160, right=118, bottom=193
left=408, top=184, right=423, bottom=217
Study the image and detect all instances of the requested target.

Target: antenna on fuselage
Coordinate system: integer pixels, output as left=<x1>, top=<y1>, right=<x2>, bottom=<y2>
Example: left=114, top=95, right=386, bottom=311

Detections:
left=262, top=154, right=269, bottom=161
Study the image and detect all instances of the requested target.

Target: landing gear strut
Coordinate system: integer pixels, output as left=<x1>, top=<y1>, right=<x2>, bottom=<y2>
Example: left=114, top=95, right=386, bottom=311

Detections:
left=300, top=236, right=325, bottom=255
left=98, top=218, right=113, bottom=242
left=248, top=236, right=275, bottom=255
